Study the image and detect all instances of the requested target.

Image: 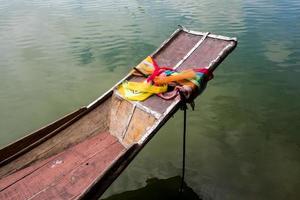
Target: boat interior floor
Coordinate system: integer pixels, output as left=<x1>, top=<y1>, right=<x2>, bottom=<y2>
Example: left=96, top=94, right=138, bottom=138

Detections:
left=0, top=132, right=125, bottom=200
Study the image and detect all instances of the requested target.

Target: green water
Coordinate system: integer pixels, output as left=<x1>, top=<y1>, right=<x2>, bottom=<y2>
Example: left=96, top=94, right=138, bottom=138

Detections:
left=0, top=0, right=299, bottom=199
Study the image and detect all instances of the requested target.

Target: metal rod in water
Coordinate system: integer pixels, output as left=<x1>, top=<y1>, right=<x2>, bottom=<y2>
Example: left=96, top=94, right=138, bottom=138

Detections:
left=179, top=106, right=187, bottom=193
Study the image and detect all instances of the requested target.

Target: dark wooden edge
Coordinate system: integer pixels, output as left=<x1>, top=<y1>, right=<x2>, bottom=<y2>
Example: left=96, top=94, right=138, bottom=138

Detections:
left=0, top=108, right=86, bottom=165
left=78, top=35, right=238, bottom=200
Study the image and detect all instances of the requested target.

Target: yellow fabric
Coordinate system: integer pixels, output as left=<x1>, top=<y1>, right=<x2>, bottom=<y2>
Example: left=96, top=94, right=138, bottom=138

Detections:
left=118, top=84, right=152, bottom=101
left=118, top=81, right=167, bottom=101
left=133, top=56, right=155, bottom=75
left=126, top=81, right=167, bottom=93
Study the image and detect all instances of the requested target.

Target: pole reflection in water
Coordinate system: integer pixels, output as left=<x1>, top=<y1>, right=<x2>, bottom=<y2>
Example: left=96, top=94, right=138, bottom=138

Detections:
left=102, top=176, right=202, bottom=200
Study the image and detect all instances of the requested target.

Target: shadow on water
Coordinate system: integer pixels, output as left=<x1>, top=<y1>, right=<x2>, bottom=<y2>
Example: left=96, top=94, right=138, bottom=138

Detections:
left=101, top=176, right=201, bottom=200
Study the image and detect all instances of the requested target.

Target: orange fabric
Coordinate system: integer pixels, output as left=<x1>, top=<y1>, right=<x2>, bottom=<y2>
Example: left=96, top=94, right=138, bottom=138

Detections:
left=176, top=80, right=198, bottom=88
left=153, top=70, right=196, bottom=84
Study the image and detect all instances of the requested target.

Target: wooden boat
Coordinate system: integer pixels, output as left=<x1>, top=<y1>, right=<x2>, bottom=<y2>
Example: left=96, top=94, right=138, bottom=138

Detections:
left=0, top=27, right=237, bottom=200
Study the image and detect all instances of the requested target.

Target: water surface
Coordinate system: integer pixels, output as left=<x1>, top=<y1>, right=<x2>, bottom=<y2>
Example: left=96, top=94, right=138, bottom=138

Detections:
left=0, top=0, right=299, bottom=199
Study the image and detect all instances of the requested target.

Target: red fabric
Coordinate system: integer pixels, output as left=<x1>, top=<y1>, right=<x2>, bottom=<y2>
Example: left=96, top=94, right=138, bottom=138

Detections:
left=146, top=57, right=160, bottom=83
left=159, top=66, right=175, bottom=71
left=195, top=68, right=207, bottom=73
left=195, top=68, right=214, bottom=80
left=146, top=57, right=175, bottom=83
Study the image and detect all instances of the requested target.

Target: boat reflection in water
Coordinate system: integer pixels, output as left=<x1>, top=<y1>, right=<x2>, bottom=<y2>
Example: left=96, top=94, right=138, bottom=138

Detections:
left=102, top=176, right=201, bottom=200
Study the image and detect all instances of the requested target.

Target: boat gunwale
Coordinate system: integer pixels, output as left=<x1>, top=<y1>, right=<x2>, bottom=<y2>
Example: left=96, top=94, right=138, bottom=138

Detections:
left=179, top=25, right=238, bottom=42
left=0, top=108, right=88, bottom=167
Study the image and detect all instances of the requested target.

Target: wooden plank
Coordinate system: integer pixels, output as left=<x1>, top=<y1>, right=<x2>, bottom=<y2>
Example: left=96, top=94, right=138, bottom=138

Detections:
left=0, top=132, right=124, bottom=200
left=0, top=99, right=111, bottom=179
left=0, top=133, right=112, bottom=191
left=0, top=156, right=52, bottom=191
left=177, top=37, right=232, bottom=71
left=122, top=108, right=156, bottom=148
left=152, top=31, right=201, bottom=68
left=109, top=95, right=134, bottom=140
left=26, top=141, right=124, bottom=200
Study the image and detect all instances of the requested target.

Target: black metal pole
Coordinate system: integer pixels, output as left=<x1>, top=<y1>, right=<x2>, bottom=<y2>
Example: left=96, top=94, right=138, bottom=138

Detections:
left=179, top=104, right=187, bottom=193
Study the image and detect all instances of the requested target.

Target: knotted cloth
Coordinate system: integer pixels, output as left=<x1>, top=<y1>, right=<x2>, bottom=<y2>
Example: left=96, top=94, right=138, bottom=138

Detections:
left=117, top=56, right=213, bottom=101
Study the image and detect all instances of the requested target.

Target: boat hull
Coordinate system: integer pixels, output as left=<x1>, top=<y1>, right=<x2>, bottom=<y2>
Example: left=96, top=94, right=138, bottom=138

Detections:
left=0, top=27, right=237, bottom=200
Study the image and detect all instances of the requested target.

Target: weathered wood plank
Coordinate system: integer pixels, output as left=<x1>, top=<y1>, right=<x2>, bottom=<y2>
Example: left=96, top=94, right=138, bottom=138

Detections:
left=152, top=31, right=201, bottom=68
left=0, top=99, right=111, bottom=179
left=122, top=108, right=156, bottom=148
left=27, top=141, right=124, bottom=200
left=109, top=95, right=134, bottom=140
left=0, top=156, right=51, bottom=191
left=0, top=132, right=123, bottom=200
left=177, top=37, right=233, bottom=71
left=0, top=133, right=112, bottom=192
